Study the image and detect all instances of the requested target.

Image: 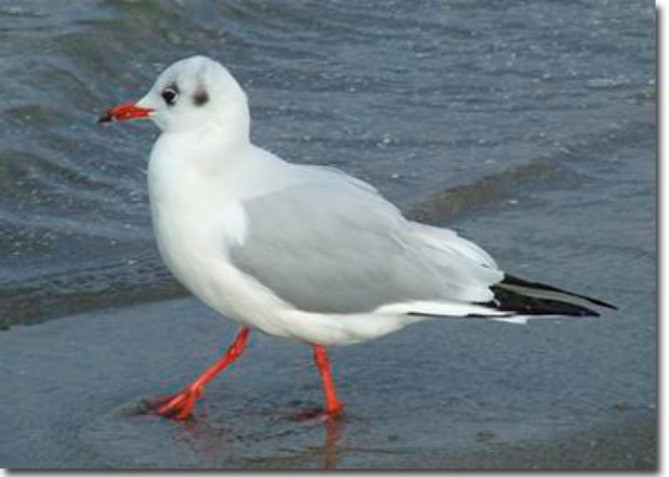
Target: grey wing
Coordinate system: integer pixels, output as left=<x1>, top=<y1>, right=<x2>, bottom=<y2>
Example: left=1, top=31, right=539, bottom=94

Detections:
left=229, top=173, right=501, bottom=314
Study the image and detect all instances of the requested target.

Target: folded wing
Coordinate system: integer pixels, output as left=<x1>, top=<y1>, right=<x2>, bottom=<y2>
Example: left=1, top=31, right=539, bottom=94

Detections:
left=228, top=168, right=503, bottom=315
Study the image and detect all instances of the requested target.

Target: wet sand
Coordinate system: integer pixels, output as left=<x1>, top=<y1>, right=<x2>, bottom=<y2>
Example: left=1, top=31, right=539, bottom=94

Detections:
left=0, top=297, right=655, bottom=470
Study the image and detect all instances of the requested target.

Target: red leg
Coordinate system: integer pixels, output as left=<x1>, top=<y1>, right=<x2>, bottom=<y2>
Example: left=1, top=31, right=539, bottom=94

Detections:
left=312, top=344, right=344, bottom=418
left=148, top=327, right=250, bottom=420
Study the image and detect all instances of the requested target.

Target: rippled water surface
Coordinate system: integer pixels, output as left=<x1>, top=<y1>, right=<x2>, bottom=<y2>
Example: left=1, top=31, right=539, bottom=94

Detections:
left=0, top=0, right=655, bottom=325
left=0, top=0, right=655, bottom=469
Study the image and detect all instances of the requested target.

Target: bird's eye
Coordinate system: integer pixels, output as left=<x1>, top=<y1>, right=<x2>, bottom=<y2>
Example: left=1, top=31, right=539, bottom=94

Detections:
left=161, top=87, right=178, bottom=106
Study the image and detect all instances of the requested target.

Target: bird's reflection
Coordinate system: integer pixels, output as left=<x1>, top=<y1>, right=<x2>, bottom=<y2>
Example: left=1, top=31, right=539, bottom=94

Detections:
left=322, top=417, right=345, bottom=469
left=160, top=406, right=347, bottom=469
left=288, top=406, right=347, bottom=469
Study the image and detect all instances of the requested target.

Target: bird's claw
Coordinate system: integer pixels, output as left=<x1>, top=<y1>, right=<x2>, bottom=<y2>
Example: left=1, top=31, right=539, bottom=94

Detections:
left=327, top=403, right=344, bottom=421
left=145, top=386, right=203, bottom=421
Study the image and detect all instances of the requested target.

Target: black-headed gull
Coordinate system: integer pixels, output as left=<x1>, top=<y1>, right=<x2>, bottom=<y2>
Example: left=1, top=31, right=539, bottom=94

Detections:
left=99, top=56, right=614, bottom=421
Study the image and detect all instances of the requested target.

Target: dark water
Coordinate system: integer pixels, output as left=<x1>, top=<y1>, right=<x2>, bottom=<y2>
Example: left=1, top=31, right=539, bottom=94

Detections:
left=0, top=0, right=655, bottom=470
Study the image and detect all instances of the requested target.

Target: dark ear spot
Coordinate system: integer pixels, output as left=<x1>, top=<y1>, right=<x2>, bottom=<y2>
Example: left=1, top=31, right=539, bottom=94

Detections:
left=193, top=88, right=209, bottom=107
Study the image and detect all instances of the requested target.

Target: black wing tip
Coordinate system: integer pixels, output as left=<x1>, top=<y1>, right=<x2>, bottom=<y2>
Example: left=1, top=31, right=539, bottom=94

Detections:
left=501, top=273, right=617, bottom=311
left=489, top=286, right=606, bottom=318
left=575, top=308, right=601, bottom=317
left=486, top=299, right=602, bottom=318
left=589, top=298, right=617, bottom=311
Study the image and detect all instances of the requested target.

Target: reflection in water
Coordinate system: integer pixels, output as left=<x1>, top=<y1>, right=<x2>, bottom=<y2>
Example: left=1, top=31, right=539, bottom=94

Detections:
left=287, top=407, right=347, bottom=469
left=165, top=408, right=347, bottom=469
left=323, top=418, right=345, bottom=469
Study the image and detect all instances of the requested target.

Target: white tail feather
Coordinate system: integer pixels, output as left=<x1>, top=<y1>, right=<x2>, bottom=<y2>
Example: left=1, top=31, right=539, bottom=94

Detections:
left=376, top=300, right=510, bottom=318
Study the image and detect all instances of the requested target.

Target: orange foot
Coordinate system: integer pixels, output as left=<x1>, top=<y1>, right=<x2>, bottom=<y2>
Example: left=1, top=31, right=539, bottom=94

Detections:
left=328, top=402, right=344, bottom=420
left=145, top=386, right=204, bottom=421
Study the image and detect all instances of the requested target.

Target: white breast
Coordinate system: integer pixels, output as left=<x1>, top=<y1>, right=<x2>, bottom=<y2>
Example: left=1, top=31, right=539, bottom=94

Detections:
left=146, top=135, right=300, bottom=336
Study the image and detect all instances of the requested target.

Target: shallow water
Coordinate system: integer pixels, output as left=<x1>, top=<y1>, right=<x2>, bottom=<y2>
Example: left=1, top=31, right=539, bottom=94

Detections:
left=0, top=0, right=655, bottom=325
left=0, top=0, right=656, bottom=470
left=0, top=297, right=655, bottom=469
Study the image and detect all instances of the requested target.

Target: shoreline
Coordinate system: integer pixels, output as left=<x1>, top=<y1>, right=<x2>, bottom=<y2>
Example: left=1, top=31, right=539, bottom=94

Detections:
left=0, top=297, right=656, bottom=470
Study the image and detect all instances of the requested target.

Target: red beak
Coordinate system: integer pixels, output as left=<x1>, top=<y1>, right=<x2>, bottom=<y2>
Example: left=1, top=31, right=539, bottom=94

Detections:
left=98, top=101, right=154, bottom=123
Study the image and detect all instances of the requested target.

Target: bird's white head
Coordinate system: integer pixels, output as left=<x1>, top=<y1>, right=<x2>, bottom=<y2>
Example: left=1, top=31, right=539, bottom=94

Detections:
left=99, top=56, right=249, bottom=138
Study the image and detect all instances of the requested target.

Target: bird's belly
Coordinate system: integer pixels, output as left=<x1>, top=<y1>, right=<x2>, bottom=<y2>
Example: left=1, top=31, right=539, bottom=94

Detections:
left=275, top=309, right=425, bottom=346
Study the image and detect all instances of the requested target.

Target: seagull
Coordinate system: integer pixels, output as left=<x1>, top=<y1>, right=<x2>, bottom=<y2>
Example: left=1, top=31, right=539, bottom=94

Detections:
left=99, top=56, right=615, bottom=421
